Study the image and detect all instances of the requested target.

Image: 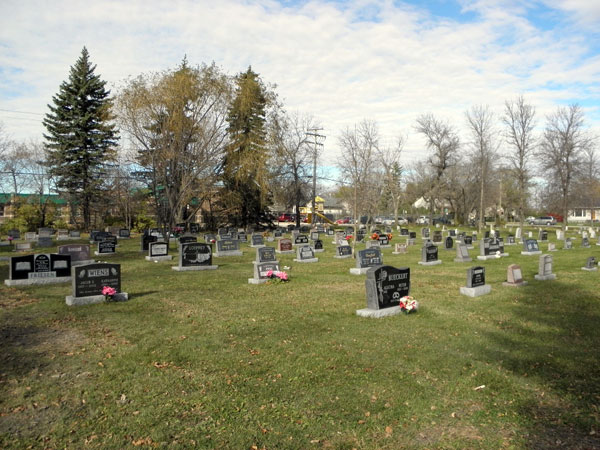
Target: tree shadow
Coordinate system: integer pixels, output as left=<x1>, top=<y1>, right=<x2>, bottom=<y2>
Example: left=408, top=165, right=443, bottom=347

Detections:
left=478, top=280, right=600, bottom=448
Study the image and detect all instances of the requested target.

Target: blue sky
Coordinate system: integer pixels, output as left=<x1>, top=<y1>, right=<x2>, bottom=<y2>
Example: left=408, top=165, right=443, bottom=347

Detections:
left=1, top=0, right=599, bottom=166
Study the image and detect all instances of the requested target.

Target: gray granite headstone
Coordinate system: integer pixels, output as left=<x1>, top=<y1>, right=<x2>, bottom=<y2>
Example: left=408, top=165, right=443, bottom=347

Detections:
left=356, top=265, right=410, bottom=317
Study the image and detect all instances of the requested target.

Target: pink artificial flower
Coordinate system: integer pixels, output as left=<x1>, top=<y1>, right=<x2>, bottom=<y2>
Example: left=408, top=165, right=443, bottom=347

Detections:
left=277, top=271, right=288, bottom=281
left=102, top=286, right=117, bottom=296
left=266, top=270, right=274, bottom=278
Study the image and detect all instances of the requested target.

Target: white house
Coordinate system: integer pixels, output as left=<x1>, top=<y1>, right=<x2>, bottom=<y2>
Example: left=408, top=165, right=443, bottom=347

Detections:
left=567, top=207, right=600, bottom=223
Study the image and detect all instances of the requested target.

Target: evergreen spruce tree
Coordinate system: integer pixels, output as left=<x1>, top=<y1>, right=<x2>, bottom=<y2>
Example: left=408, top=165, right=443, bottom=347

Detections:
left=43, top=47, right=118, bottom=229
left=221, top=67, right=273, bottom=227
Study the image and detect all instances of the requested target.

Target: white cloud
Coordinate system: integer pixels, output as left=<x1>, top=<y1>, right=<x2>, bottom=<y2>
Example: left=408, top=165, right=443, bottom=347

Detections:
left=0, top=0, right=598, bottom=168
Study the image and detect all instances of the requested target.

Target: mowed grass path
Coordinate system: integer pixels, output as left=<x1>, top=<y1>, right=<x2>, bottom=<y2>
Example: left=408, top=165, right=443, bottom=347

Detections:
left=1, top=229, right=599, bottom=449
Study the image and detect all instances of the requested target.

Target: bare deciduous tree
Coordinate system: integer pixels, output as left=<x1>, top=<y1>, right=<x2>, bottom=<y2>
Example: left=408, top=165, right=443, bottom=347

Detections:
left=338, top=119, right=379, bottom=254
left=539, top=104, right=592, bottom=231
left=503, top=95, right=536, bottom=235
left=415, top=114, right=459, bottom=223
left=466, top=105, right=497, bottom=233
left=269, top=111, right=317, bottom=227
left=377, top=136, right=404, bottom=228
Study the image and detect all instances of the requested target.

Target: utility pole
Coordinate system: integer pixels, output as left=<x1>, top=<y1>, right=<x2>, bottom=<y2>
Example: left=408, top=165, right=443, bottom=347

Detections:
left=306, top=128, right=325, bottom=225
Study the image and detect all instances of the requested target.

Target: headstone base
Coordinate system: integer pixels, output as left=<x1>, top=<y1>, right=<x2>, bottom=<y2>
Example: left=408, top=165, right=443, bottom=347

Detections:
left=5, top=276, right=71, bottom=286
left=334, top=254, right=352, bottom=259
left=521, top=251, right=543, bottom=256
left=94, top=251, right=115, bottom=256
left=214, top=251, right=243, bottom=257
left=502, top=280, right=528, bottom=287
left=248, top=278, right=268, bottom=284
left=379, top=245, right=391, bottom=248
left=534, top=273, right=557, bottom=280
left=418, top=260, right=442, bottom=266
left=57, top=236, right=70, bottom=241
left=312, top=248, right=324, bottom=253
left=171, top=265, right=218, bottom=271
left=350, top=267, right=369, bottom=275
left=117, top=236, right=130, bottom=240
left=460, top=284, right=491, bottom=297
left=275, top=250, right=294, bottom=254
left=356, top=306, right=404, bottom=318
left=293, top=258, right=318, bottom=263
left=250, top=245, right=266, bottom=248
left=466, top=246, right=474, bottom=250
left=477, top=253, right=509, bottom=260
left=145, top=255, right=173, bottom=261
left=72, top=259, right=96, bottom=267
left=454, top=257, right=472, bottom=263
left=66, top=292, right=129, bottom=306
left=581, top=267, right=598, bottom=271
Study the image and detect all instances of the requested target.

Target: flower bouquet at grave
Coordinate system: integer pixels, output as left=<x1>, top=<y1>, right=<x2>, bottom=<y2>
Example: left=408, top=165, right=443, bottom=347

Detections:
left=371, top=232, right=379, bottom=241
left=398, top=296, right=419, bottom=314
left=387, top=233, right=393, bottom=241
left=265, top=270, right=289, bottom=283
left=102, top=286, right=117, bottom=302
left=345, top=235, right=354, bottom=244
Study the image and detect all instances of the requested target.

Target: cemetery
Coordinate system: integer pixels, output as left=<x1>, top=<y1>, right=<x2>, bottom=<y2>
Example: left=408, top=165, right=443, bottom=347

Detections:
left=2, top=4, right=600, bottom=445
left=0, top=224, right=599, bottom=448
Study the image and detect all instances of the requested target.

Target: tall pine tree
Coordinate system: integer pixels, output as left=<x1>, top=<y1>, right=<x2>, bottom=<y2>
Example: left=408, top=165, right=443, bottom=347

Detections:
left=43, top=47, right=118, bottom=229
left=221, top=67, right=274, bottom=227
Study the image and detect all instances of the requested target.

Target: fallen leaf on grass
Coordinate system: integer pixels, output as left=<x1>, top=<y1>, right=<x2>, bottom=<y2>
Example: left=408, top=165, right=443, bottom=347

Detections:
left=132, top=437, right=154, bottom=446
left=153, top=362, right=170, bottom=369
left=474, top=385, right=486, bottom=391
left=385, top=426, right=393, bottom=436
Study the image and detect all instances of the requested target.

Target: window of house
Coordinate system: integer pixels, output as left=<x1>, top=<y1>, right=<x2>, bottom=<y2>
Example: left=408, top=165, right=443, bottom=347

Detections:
left=574, top=209, right=586, bottom=217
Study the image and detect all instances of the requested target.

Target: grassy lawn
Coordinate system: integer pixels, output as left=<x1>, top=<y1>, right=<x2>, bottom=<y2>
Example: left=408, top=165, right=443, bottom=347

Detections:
left=1, top=228, right=599, bottom=449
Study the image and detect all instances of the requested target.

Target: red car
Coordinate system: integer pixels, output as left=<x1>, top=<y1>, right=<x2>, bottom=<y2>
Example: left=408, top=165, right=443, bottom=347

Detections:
left=278, top=213, right=295, bottom=222
left=336, top=216, right=352, bottom=224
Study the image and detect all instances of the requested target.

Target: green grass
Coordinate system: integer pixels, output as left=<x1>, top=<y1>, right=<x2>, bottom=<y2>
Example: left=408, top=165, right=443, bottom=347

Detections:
left=1, top=229, right=599, bottom=449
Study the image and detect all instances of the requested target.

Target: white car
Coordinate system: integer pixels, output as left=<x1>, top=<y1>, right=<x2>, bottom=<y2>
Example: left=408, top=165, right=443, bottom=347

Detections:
left=416, top=216, right=429, bottom=225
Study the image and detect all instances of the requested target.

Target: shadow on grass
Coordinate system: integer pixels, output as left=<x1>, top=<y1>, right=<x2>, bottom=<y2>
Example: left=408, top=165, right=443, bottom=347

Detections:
left=479, top=280, right=600, bottom=449
left=127, top=290, right=159, bottom=300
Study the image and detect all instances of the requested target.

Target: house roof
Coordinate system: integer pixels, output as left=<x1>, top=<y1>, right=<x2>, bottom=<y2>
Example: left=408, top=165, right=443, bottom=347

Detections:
left=0, top=193, right=68, bottom=205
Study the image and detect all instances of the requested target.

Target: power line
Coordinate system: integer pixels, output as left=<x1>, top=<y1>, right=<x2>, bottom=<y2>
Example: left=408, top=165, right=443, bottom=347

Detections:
left=0, top=108, right=44, bottom=116
left=0, top=115, right=42, bottom=123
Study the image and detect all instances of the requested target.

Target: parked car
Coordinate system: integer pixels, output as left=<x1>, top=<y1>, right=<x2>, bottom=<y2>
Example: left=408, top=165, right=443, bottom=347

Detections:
left=548, top=213, right=563, bottom=223
left=432, top=215, right=451, bottom=225
left=416, top=216, right=429, bottom=225
left=278, top=213, right=295, bottom=222
left=336, top=216, right=352, bottom=224
left=528, top=216, right=557, bottom=226
left=382, top=216, right=409, bottom=225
